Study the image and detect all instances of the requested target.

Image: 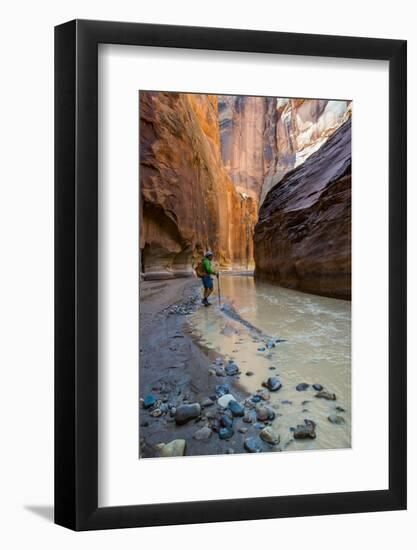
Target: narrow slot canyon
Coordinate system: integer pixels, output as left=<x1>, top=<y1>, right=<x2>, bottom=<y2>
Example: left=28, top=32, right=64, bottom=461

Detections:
left=139, top=91, right=352, bottom=458
left=140, top=91, right=351, bottom=299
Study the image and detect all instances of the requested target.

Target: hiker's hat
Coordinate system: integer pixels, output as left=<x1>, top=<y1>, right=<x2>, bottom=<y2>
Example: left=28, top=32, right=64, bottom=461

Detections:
left=205, top=251, right=214, bottom=258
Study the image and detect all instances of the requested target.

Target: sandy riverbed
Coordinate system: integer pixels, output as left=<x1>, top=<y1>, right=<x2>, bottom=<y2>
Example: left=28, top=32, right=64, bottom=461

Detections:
left=139, top=277, right=249, bottom=458
left=139, top=275, right=351, bottom=458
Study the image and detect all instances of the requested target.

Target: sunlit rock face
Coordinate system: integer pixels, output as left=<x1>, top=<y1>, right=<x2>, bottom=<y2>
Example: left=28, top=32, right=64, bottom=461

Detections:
left=218, top=96, right=351, bottom=204
left=254, top=118, right=351, bottom=299
left=140, top=92, right=257, bottom=279
left=262, top=98, right=351, bottom=202
left=218, top=96, right=277, bottom=200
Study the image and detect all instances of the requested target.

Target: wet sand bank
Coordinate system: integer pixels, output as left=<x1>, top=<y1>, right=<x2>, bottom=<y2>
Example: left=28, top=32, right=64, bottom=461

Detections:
left=139, top=277, right=249, bottom=458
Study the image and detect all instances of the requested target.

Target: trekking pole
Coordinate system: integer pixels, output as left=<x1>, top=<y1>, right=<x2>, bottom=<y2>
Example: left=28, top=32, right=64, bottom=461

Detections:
left=217, top=273, right=221, bottom=307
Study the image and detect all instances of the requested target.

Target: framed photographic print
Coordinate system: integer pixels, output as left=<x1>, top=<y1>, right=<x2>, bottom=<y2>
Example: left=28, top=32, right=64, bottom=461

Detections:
left=55, top=20, right=407, bottom=530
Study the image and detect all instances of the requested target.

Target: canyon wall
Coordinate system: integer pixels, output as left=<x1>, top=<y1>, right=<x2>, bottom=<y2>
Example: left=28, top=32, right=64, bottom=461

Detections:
left=254, top=118, right=351, bottom=299
left=218, top=96, right=351, bottom=204
left=218, top=96, right=277, bottom=200
left=140, top=92, right=257, bottom=279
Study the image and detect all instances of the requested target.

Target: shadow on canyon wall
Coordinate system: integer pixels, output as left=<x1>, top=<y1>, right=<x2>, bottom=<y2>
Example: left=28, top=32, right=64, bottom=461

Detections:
left=139, top=91, right=351, bottom=299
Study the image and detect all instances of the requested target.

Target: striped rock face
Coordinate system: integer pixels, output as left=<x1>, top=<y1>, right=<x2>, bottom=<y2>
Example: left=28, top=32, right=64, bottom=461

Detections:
left=140, top=92, right=257, bottom=279
left=254, top=118, right=352, bottom=300
left=218, top=95, right=351, bottom=204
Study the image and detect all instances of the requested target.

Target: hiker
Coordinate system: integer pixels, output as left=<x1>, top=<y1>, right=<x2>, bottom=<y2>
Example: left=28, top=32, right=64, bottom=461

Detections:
left=197, top=251, right=219, bottom=306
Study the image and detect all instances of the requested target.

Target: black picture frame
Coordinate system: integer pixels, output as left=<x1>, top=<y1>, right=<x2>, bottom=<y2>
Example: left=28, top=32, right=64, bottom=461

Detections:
left=55, top=19, right=407, bottom=531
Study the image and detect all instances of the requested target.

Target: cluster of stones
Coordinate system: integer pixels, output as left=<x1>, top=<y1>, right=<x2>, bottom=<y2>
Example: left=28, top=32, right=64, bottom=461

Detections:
left=168, top=293, right=200, bottom=316
left=142, top=374, right=347, bottom=457
left=143, top=374, right=284, bottom=457
left=288, top=382, right=347, bottom=437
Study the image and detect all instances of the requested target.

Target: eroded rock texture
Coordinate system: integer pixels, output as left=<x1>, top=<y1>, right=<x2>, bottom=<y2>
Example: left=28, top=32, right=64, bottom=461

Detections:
left=218, top=96, right=350, bottom=204
left=261, top=99, right=351, bottom=202
left=140, top=92, right=257, bottom=278
left=218, top=96, right=277, bottom=200
left=254, top=118, right=351, bottom=299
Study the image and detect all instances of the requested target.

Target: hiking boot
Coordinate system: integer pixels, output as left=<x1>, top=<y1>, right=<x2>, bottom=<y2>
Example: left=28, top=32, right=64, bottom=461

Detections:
left=202, top=298, right=208, bottom=306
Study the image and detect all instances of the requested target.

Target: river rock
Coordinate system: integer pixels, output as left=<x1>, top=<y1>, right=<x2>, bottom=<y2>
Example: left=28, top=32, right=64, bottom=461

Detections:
left=242, top=413, right=253, bottom=424
left=215, top=384, right=230, bottom=398
left=246, top=371, right=254, bottom=376
left=155, top=439, right=186, bottom=457
left=293, top=419, right=317, bottom=439
left=228, top=400, right=245, bottom=417
left=260, top=426, right=280, bottom=445
left=214, top=366, right=227, bottom=377
left=257, top=389, right=271, bottom=401
left=175, top=403, right=201, bottom=425
left=313, top=383, right=324, bottom=391
left=220, top=414, right=234, bottom=428
left=193, top=426, right=212, bottom=440
left=250, top=395, right=262, bottom=403
left=296, top=383, right=310, bottom=391
left=256, top=404, right=275, bottom=422
left=335, top=406, right=346, bottom=412
left=328, top=415, right=345, bottom=425
left=264, top=377, right=282, bottom=392
left=217, top=393, right=235, bottom=408
left=257, top=347, right=266, bottom=352
left=238, top=427, right=248, bottom=434
left=225, top=362, right=239, bottom=376
left=142, top=394, right=157, bottom=409
left=201, top=398, right=214, bottom=408
left=266, top=340, right=276, bottom=349
left=219, top=426, right=234, bottom=440
left=244, top=437, right=263, bottom=453
left=315, top=390, right=336, bottom=401
left=150, top=408, right=163, bottom=417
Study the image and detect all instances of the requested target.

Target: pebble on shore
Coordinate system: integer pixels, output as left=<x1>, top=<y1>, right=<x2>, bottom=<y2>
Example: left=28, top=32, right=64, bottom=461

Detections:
left=193, top=426, right=212, bottom=440
left=175, top=403, right=201, bottom=425
left=217, top=393, right=235, bottom=408
left=315, top=390, right=337, bottom=401
left=293, top=419, right=317, bottom=439
left=263, top=377, right=282, bottom=392
left=155, top=439, right=186, bottom=457
left=244, top=437, right=263, bottom=453
left=260, top=426, right=280, bottom=445
left=328, top=415, right=345, bottom=425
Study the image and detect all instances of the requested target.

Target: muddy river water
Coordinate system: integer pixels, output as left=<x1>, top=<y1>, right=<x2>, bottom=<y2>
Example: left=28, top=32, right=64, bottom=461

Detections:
left=190, top=275, right=351, bottom=452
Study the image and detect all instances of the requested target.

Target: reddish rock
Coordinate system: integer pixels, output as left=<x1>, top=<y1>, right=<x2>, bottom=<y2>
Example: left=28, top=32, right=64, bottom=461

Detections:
left=254, top=119, right=351, bottom=300
left=140, top=92, right=257, bottom=278
left=261, top=99, right=351, bottom=202
left=218, top=96, right=351, bottom=203
left=218, top=95, right=277, bottom=200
